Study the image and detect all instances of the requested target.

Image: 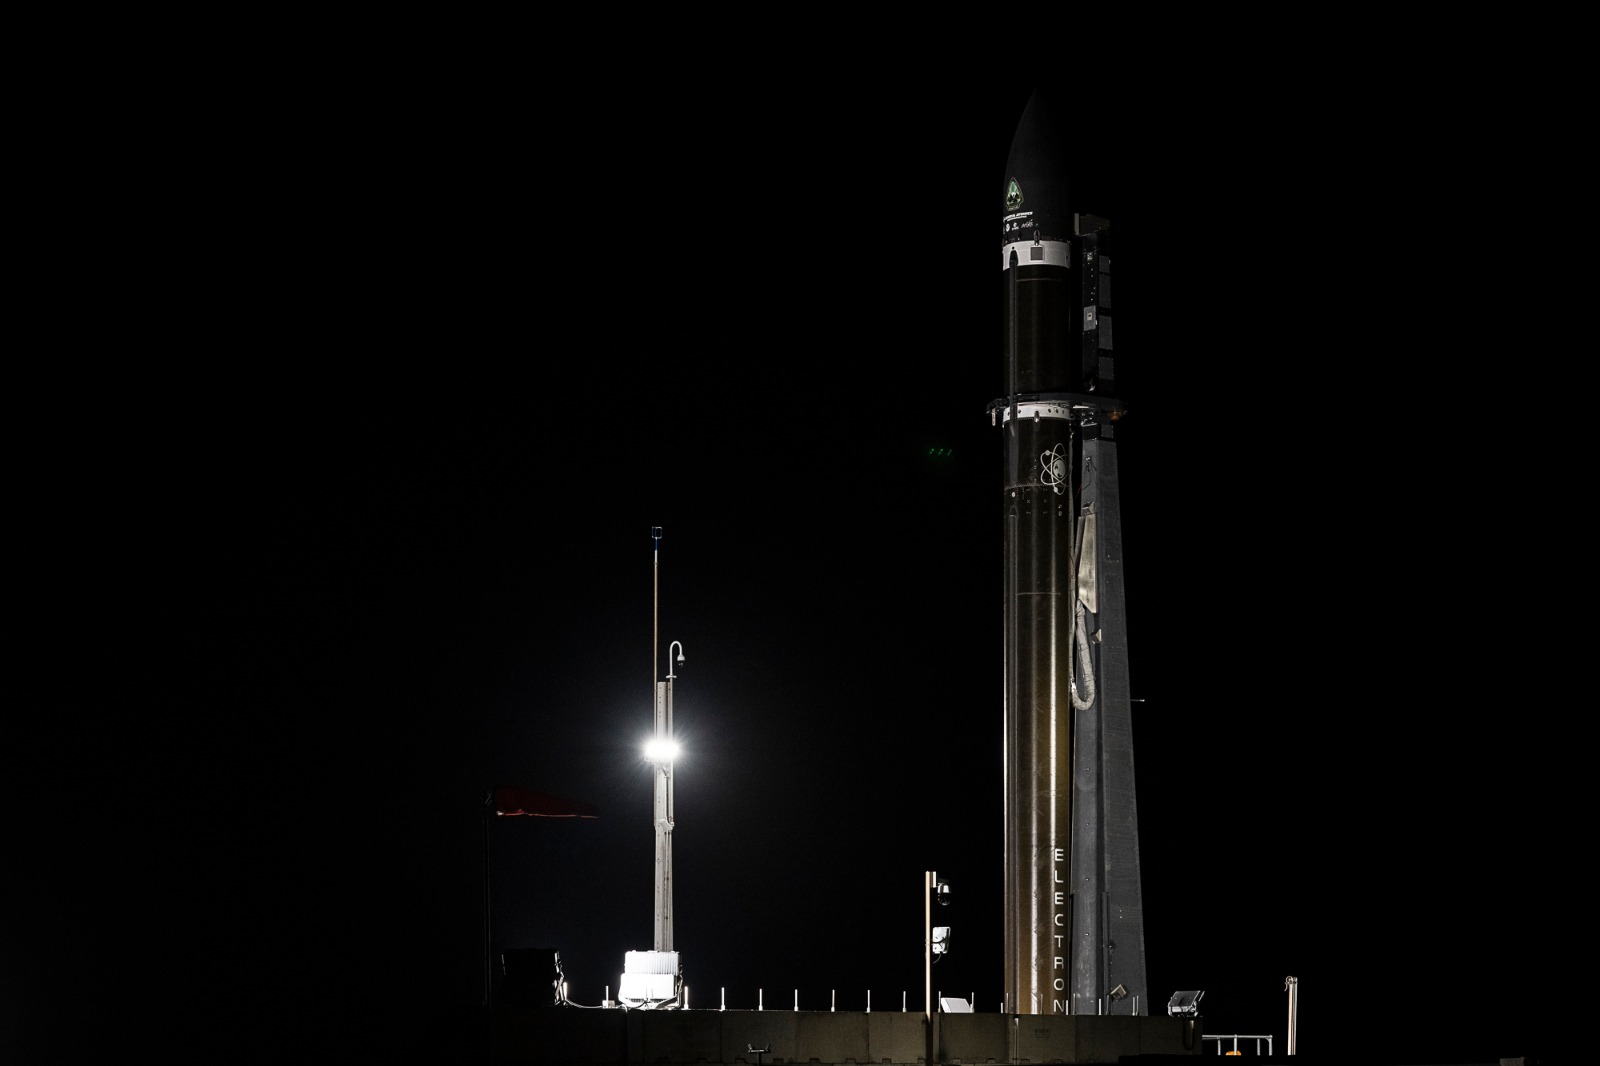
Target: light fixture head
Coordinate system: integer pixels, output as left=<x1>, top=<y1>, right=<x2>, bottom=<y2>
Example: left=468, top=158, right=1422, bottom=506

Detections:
left=1167, top=990, right=1204, bottom=1017
left=644, top=738, right=680, bottom=764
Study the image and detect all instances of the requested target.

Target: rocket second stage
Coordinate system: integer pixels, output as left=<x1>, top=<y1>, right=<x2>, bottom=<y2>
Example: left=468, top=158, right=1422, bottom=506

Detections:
left=992, top=91, right=1146, bottom=1018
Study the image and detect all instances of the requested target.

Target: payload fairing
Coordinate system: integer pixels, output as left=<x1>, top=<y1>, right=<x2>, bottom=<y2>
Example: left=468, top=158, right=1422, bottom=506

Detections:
left=992, top=90, right=1146, bottom=1017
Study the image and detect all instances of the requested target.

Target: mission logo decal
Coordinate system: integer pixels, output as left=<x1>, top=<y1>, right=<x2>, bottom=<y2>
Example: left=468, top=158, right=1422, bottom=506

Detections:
left=1005, top=177, right=1024, bottom=211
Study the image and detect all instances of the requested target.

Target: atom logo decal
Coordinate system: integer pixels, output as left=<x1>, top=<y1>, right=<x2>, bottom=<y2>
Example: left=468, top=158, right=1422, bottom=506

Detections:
left=1040, top=444, right=1068, bottom=495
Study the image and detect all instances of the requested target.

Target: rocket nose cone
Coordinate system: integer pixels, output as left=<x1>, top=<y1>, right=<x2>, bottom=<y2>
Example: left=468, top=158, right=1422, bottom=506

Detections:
left=1003, top=90, right=1071, bottom=244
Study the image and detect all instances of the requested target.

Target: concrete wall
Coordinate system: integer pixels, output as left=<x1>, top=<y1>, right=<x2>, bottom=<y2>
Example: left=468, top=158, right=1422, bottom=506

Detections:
left=487, top=1006, right=1202, bottom=1063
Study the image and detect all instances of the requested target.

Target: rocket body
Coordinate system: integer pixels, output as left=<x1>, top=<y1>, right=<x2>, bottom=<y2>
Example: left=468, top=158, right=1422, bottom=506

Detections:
left=995, top=91, right=1145, bottom=1016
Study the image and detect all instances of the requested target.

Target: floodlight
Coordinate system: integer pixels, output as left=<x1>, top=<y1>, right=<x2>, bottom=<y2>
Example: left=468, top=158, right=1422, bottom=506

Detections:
left=1108, top=983, right=1128, bottom=1001
left=931, top=926, right=951, bottom=955
left=1167, top=989, right=1204, bottom=1017
left=644, top=737, right=680, bottom=763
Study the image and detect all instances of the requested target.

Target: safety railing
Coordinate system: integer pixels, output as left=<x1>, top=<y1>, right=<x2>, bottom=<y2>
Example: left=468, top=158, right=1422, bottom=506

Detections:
left=1202, top=1033, right=1273, bottom=1055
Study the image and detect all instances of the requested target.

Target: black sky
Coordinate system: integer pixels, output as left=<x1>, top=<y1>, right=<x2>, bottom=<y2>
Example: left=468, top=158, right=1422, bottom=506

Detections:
left=10, top=58, right=1581, bottom=1065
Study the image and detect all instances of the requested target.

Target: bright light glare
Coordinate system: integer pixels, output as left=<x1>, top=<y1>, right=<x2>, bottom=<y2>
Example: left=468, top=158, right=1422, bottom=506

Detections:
left=644, top=738, right=680, bottom=763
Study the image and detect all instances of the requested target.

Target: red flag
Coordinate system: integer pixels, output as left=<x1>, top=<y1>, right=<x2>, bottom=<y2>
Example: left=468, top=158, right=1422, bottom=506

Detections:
left=491, top=784, right=599, bottom=818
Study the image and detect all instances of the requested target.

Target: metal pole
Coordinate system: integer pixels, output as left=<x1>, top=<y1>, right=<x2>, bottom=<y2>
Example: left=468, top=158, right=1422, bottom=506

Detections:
left=1286, top=976, right=1298, bottom=1055
left=664, top=672, right=674, bottom=952
left=925, top=870, right=933, bottom=1016
left=653, top=681, right=668, bottom=950
left=652, top=528, right=660, bottom=692
left=482, top=795, right=492, bottom=1007
left=925, top=871, right=934, bottom=1065
left=652, top=527, right=662, bottom=951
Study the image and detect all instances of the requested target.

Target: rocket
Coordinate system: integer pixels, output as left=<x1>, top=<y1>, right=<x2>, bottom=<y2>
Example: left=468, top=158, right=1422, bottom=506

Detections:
left=992, top=90, right=1146, bottom=1017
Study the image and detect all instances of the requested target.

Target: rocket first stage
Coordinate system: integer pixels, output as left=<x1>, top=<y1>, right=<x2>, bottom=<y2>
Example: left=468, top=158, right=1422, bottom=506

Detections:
left=991, top=91, right=1147, bottom=1017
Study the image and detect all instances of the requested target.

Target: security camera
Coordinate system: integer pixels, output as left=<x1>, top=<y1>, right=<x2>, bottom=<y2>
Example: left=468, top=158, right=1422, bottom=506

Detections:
left=936, top=882, right=951, bottom=906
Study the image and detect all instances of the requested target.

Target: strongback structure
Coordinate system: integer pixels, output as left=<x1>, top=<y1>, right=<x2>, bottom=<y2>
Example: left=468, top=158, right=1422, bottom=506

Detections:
left=991, top=90, right=1147, bottom=1017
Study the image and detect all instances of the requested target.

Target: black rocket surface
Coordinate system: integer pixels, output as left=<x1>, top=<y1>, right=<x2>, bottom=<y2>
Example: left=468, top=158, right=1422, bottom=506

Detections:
left=991, top=90, right=1146, bottom=1017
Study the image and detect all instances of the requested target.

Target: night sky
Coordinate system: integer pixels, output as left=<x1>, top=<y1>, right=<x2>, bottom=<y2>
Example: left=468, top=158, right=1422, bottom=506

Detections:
left=11, top=59, right=1579, bottom=1065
